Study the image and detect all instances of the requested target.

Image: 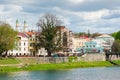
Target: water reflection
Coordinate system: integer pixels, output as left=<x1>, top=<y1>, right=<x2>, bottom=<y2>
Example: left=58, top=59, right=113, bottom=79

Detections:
left=0, top=67, right=120, bottom=80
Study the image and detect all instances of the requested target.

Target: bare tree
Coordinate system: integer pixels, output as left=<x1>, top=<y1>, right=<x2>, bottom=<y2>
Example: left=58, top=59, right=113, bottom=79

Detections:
left=37, top=13, right=63, bottom=56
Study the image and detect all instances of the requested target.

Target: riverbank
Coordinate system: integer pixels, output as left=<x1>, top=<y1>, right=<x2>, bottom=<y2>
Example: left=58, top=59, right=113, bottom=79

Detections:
left=0, top=58, right=120, bottom=72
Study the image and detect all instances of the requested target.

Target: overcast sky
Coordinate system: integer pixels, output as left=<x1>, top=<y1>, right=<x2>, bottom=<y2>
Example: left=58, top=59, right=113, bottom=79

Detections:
left=0, top=0, right=120, bottom=33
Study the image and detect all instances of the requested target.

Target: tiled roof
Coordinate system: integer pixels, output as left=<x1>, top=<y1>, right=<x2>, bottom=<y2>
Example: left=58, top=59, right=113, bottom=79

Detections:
left=80, top=35, right=89, bottom=39
left=98, top=34, right=112, bottom=38
left=18, top=32, right=29, bottom=38
left=26, top=32, right=39, bottom=37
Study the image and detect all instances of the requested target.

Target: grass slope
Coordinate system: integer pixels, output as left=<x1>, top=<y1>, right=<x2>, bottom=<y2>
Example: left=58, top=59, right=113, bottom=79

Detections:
left=0, top=58, right=20, bottom=64
left=0, top=58, right=120, bottom=72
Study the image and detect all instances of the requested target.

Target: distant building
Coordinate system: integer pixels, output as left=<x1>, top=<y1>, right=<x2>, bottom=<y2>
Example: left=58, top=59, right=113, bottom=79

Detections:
left=96, top=34, right=114, bottom=50
left=57, top=26, right=73, bottom=52
left=84, top=40, right=104, bottom=53
left=74, top=35, right=90, bottom=52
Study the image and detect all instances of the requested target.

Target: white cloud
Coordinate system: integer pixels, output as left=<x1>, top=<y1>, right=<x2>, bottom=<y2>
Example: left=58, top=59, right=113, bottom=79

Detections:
left=67, top=0, right=94, bottom=4
left=68, top=0, right=84, bottom=4
left=0, top=0, right=120, bottom=33
left=53, top=7, right=110, bottom=20
left=0, top=4, right=23, bottom=14
left=79, top=9, right=109, bottom=20
left=7, top=0, right=38, bottom=5
left=58, top=15, right=71, bottom=26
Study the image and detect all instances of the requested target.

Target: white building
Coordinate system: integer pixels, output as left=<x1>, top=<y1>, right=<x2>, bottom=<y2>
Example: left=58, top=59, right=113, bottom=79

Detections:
left=37, top=48, right=47, bottom=56
left=95, top=34, right=114, bottom=49
left=8, top=32, right=30, bottom=56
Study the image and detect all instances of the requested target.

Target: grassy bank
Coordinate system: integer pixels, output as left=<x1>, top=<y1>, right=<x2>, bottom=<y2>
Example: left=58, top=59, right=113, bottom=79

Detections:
left=22, top=61, right=113, bottom=71
left=0, top=58, right=20, bottom=64
left=112, top=60, right=120, bottom=64
left=0, top=58, right=120, bottom=72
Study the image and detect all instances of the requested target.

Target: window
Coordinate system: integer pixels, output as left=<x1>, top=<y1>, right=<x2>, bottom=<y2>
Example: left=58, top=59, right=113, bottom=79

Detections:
left=24, top=42, right=25, bottom=46
left=63, top=32, right=67, bottom=47
left=30, top=43, right=33, bottom=46
left=90, top=45, right=92, bottom=47
left=19, top=42, right=21, bottom=46
left=32, top=38, right=35, bottom=41
left=24, top=48, right=26, bottom=51
left=19, top=48, right=21, bottom=51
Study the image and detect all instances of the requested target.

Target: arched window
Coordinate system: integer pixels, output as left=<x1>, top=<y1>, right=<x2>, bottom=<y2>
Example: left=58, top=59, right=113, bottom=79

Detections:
left=63, top=32, right=67, bottom=47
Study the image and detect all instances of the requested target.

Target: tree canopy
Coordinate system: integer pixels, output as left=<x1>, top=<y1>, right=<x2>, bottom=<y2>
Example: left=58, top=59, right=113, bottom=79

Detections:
left=37, top=13, right=62, bottom=56
left=0, top=23, right=18, bottom=56
left=111, top=31, right=120, bottom=40
left=111, top=39, right=120, bottom=53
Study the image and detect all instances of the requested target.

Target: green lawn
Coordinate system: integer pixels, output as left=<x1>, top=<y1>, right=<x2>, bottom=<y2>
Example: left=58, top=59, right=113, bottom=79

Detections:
left=0, top=58, right=20, bottom=64
left=112, top=60, right=120, bottom=64
left=22, top=61, right=114, bottom=71
left=0, top=58, right=120, bottom=72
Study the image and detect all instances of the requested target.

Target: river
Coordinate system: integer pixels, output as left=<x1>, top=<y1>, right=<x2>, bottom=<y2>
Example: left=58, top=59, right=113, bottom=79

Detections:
left=0, top=67, right=120, bottom=80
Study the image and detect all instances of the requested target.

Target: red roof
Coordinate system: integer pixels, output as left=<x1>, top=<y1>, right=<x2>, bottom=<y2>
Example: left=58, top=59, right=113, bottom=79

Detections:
left=56, top=26, right=65, bottom=29
left=26, top=31, right=40, bottom=37
left=18, top=32, right=28, bottom=38
left=80, top=35, right=89, bottom=39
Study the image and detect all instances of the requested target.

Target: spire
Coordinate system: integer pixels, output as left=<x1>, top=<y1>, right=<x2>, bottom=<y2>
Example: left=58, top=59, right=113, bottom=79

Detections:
left=88, top=29, right=90, bottom=37
left=16, top=19, right=19, bottom=31
left=23, top=20, right=27, bottom=32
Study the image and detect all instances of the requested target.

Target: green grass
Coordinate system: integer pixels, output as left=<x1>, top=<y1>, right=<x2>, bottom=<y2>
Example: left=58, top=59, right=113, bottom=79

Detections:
left=0, top=58, right=20, bottom=64
left=112, top=60, right=120, bottom=64
left=0, top=66, right=21, bottom=72
left=0, top=58, right=120, bottom=73
left=22, top=61, right=114, bottom=71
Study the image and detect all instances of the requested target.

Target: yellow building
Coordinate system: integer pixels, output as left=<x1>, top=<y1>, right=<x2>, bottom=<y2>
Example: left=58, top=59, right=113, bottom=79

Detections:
left=26, top=31, right=38, bottom=56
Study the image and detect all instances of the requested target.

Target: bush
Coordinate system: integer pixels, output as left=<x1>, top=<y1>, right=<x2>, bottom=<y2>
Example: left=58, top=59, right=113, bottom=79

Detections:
left=68, top=56, right=78, bottom=62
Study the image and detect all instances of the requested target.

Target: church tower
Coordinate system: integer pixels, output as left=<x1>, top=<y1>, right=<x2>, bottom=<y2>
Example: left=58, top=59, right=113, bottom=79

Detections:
left=16, top=19, right=19, bottom=31
left=87, top=29, right=90, bottom=38
left=23, top=20, right=27, bottom=32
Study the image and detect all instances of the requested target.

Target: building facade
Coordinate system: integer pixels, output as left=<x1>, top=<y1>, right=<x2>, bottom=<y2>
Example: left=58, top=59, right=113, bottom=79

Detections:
left=96, top=34, right=114, bottom=50
left=8, top=32, right=30, bottom=56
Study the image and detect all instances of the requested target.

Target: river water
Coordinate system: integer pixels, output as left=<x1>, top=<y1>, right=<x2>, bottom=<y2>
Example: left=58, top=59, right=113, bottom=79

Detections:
left=0, top=67, right=120, bottom=80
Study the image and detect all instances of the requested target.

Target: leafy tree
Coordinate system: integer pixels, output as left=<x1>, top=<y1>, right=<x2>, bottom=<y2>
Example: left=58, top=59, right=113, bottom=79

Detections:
left=111, top=32, right=117, bottom=39
left=91, top=33, right=101, bottom=38
left=115, top=31, right=120, bottom=40
left=0, top=23, right=18, bottom=56
left=111, top=40, right=120, bottom=53
left=111, top=31, right=120, bottom=40
left=74, top=32, right=87, bottom=37
left=37, top=13, right=62, bottom=56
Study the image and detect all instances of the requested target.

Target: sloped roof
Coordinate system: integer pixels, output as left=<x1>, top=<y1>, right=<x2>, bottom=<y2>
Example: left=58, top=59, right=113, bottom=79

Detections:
left=98, top=34, right=113, bottom=38
left=26, top=31, right=39, bottom=37
left=18, top=32, right=29, bottom=38
left=80, top=35, right=89, bottom=39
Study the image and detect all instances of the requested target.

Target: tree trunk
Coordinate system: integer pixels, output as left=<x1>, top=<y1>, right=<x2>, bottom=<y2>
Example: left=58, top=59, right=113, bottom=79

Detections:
left=5, top=51, right=8, bottom=58
left=47, top=51, right=52, bottom=57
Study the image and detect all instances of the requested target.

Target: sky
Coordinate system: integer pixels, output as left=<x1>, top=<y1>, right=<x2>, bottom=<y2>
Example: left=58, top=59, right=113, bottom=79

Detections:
left=0, top=0, right=120, bottom=33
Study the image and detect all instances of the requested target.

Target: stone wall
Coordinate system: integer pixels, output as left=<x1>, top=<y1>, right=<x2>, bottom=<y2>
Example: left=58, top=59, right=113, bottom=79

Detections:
left=16, top=53, right=120, bottom=64
left=78, top=53, right=106, bottom=61
left=16, top=57, right=68, bottom=64
left=109, top=55, right=120, bottom=60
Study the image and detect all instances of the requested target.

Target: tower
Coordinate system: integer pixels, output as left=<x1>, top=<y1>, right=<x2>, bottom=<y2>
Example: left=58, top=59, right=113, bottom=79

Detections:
left=23, top=20, right=27, bottom=32
left=88, top=29, right=90, bottom=38
left=16, top=19, right=19, bottom=31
